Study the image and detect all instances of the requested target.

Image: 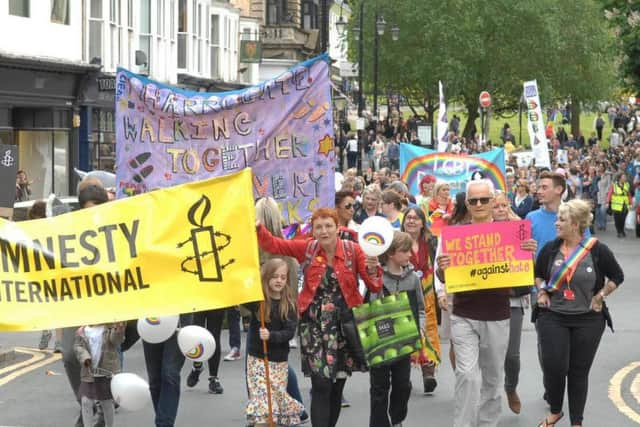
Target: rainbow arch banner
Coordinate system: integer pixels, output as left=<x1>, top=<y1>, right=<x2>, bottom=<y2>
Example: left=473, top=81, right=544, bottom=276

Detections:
left=400, top=144, right=506, bottom=196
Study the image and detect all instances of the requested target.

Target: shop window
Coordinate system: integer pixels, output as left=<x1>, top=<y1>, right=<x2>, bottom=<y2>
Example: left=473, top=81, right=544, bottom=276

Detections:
left=177, top=0, right=188, bottom=68
left=90, top=109, right=116, bottom=172
left=51, top=0, right=70, bottom=25
left=9, top=0, right=29, bottom=17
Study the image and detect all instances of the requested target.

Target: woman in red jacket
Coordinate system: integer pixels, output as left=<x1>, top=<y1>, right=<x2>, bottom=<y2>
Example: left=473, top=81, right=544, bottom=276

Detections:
left=256, top=207, right=382, bottom=427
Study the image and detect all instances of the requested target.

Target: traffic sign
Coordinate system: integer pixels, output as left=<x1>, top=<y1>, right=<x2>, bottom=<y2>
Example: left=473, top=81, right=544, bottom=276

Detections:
left=479, top=91, right=492, bottom=108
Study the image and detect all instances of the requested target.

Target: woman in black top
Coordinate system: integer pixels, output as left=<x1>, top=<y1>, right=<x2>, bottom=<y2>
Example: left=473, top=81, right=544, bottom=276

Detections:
left=534, top=199, right=624, bottom=427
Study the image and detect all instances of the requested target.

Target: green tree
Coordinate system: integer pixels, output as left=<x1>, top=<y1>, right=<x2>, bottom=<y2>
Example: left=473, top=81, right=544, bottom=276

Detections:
left=348, top=0, right=616, bottom=141
left=598, top=1, right=640, bottom=93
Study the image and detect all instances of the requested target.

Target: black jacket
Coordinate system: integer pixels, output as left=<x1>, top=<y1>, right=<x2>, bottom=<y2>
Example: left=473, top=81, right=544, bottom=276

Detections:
left=246, top=301, right=297, bottom=362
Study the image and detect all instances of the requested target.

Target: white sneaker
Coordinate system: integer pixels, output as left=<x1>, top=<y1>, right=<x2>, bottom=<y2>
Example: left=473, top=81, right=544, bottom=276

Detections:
left=223, top=347, right=241, bottom=361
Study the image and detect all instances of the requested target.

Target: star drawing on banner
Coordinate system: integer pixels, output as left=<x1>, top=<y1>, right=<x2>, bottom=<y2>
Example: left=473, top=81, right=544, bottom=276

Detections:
left=317, top=134, right=334, bottom=157
left=312, top=124, right=321, bottom=132
left=323, top=118, right=331, bottom=127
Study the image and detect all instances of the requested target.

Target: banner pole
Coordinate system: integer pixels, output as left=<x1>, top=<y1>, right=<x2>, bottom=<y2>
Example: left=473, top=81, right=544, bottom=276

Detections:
left=259, top=302, right=275, bottom=427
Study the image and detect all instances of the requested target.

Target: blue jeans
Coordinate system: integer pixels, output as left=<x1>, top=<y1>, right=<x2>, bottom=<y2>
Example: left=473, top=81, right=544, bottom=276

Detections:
left=595, top=204, right=607, bottom=230
left=227, top=307, right=241, bottom=350
left=143, top=333, right=185, bottom=427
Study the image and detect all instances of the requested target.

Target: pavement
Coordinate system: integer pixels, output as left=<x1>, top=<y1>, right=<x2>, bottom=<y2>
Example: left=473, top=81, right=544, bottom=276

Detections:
left=0, top=226, right=639, bottom=426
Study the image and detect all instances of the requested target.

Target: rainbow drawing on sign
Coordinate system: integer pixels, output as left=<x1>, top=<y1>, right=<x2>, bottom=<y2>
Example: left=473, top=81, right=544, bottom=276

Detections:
left=186, top=343, right=204, bottom=359
left=399, top=144, right=506, bottom=197
left=363, top=231, right=386, bottom=246
left=145, top=318, right=161, bottom=325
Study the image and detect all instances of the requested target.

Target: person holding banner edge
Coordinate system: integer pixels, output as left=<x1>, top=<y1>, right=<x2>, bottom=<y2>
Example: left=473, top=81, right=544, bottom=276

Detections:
left=256, top=208, right=383, bottom=427
left=434, top=179, right=537, bottom=427
left=534, top=199, right=623, bottom=427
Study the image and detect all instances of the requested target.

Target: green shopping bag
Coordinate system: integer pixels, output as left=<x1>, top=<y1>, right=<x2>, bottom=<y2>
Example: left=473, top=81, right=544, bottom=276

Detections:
left=352, top=291, right=421, bottom=367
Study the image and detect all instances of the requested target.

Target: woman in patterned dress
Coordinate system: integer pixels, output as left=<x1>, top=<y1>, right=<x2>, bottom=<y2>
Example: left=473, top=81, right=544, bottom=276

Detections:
left=256, top=208, right=383, bottom=427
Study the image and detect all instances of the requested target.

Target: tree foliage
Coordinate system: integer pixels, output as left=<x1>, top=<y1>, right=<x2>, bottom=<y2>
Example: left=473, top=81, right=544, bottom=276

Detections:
left=347, top=0, right=616, bottom=136
left=598, top=1, right=640, bottom=93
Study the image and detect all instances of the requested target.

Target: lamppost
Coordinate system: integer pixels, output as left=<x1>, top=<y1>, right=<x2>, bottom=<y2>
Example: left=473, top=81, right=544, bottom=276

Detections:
left=339, top=6, right=399, bottom=173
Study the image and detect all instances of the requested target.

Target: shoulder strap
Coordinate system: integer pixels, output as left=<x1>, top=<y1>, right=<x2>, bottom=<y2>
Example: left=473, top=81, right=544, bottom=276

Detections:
left=301, top=240, right=320, bottom=275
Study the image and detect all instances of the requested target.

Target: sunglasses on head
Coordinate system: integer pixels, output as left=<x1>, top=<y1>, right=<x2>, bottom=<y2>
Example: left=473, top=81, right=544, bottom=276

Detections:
left=467, top=197, right=492, bottom=205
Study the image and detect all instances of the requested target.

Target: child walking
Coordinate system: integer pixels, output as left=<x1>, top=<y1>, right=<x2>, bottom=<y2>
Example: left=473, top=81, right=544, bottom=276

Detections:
left=74, top=322, right=125, bottom=427
left=369, top=231, right=426, bottom=427
left=245, top=258, right=304, bottom=426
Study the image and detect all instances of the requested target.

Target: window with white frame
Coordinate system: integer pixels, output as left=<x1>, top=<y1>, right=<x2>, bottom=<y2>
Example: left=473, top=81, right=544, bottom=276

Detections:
left=191, top=1, right=199, bottom=73
left=126, top=0, right=133, bottom=69
left=177, top=0, right=187, bottom=68
left=9, top=0, right=29, bottom=17
left=51, top=0, right=70, bottom=25
left=139, top=0, right=151, bottom=73
left=109, top=0, right=121, bottom=68
left=88, top=0, right=103, bottom=63
left=209, top=14, right=219, bottom=79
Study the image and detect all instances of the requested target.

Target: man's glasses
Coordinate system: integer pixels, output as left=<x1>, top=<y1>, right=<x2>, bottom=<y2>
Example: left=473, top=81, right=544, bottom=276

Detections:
left=342, top=203, right=354, bottom=209
left=467, top=197, right=492, bottom=205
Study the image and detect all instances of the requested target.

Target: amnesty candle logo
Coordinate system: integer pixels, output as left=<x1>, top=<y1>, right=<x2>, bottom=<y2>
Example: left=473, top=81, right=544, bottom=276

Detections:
left=0, top=169, right=262, bottom=331
left=177, top=195, right=235, bottom=282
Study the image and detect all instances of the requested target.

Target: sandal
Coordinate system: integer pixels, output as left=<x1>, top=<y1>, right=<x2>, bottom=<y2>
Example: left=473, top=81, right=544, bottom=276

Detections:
left=537, top=411, right=564, bottom=427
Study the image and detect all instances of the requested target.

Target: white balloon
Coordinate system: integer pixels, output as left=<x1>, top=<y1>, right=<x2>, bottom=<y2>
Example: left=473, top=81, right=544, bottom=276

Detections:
left=136, top=315, right=179, bottom=344
left=177, top=325, right=216, bottom=362
left=357, top=216, right=394, bottom=257
left=110, top=373, right=151, bottom=411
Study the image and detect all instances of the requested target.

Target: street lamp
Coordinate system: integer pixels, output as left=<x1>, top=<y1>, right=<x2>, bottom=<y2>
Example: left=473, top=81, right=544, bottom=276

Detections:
left=391, top=25, right=400, bottom=41
left=376, top=15, right=386, bottom=35
left=335, top=16, right=348, bottom=36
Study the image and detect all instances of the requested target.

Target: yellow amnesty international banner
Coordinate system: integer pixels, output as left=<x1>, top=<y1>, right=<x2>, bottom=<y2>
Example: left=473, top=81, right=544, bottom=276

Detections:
left=440, top=221, right=534, bottom=293
left=0, top=169, right=262, bottom=331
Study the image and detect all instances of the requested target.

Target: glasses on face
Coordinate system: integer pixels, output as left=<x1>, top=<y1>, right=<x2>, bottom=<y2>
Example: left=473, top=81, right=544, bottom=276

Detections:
left=404, top=215, right=421, bottom=222
left=342, top=203, right=354, bottom=210
left=467, top=197, right=492, bottom=205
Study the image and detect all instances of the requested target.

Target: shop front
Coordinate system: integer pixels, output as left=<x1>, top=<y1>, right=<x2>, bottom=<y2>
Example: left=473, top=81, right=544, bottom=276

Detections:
left=80, top=73, right=116, bottom=173
left=0, top=54, right=99, bottom=199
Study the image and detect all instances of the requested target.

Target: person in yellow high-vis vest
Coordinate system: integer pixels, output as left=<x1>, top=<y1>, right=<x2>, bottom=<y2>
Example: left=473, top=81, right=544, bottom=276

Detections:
left=608, top=173, right=631, bottom=237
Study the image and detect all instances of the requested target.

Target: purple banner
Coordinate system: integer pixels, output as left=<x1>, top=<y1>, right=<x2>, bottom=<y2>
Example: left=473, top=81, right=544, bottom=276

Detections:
left=115, top=55, right=335, bottom=223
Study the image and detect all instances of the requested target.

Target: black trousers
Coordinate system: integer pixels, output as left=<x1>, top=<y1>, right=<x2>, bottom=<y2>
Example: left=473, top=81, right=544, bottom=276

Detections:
left=369, top=357, right=412, bottom=427
left=613, top=209, right=628, bottom=235
left=192, top=309, right=225, bottom=377
left=537, top=310, right=605, bottom=426
left=347, top=151, right=358, bottom=169
left=310, top=375, right=347, bottom=427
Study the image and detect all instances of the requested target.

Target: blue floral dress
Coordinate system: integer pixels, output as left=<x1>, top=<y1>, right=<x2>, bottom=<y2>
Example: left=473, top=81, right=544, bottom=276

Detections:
left=299, top=266, right=367, bottom=379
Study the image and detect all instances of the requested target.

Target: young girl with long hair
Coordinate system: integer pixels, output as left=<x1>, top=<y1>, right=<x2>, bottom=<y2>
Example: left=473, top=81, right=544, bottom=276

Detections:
left=245, top=259, right=304, bottom=426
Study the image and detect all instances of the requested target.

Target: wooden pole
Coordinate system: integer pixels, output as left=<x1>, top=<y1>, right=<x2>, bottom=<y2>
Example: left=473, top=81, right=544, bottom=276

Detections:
left=259, top=302, right=275, bottom=427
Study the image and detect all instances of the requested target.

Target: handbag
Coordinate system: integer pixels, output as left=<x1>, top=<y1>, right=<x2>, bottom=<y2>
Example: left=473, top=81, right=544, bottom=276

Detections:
left=352, top=291, right=421, bottom=368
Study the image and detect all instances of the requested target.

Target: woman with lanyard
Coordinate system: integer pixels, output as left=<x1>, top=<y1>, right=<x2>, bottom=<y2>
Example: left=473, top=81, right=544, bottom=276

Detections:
left=256, top=208, right=383, bottom=427
left=534, top=199, right=623, bottom=427
left=401, top=207, right=441, bottom=395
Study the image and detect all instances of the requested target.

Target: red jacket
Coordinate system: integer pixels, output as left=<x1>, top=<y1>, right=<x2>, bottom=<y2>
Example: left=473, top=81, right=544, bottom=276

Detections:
left=257, top=224, right=383, bottom=314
